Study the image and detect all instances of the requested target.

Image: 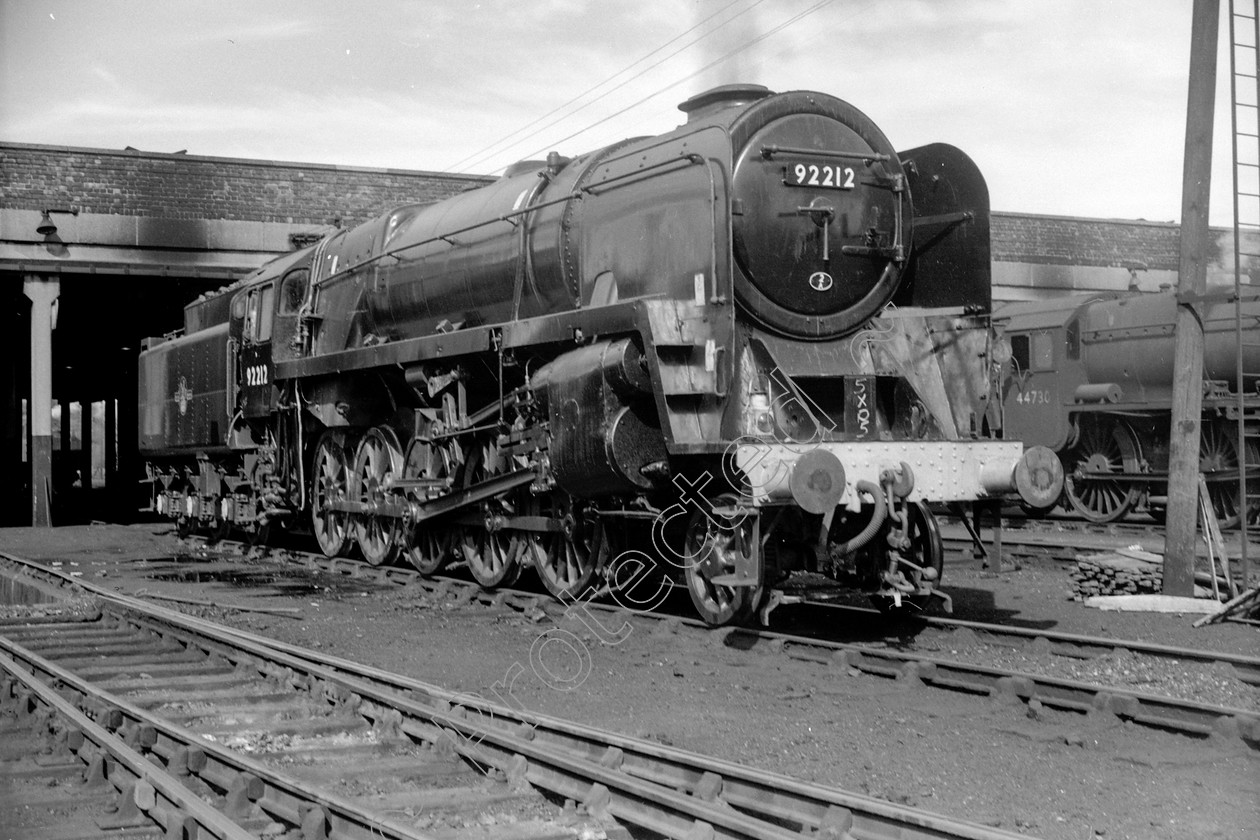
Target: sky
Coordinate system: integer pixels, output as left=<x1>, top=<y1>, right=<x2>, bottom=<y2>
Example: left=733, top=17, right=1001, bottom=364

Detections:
left=0, top=1, right=1248, bottom=225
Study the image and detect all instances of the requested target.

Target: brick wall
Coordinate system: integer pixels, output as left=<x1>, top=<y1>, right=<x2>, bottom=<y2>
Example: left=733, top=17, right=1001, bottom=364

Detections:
left=0, top=142, right=492, bottom=227
left=990, top=210, right=1258, bottom=297
left=1, top=142, right=1253, bottom=275
left=991, top=211, right=1182, bottom=270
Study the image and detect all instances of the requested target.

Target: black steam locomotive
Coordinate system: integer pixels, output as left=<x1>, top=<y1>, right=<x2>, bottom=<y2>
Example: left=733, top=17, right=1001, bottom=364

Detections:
left=139, top=84, right=1060, bottom=625
left=993, top=288, right=1259, bottom=526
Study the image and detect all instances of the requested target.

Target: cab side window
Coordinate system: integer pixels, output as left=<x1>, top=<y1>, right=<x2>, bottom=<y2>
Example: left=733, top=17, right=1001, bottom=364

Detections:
left=1030, top=331, right=1053, bottom=370
left=1065, top=318, right=1081, bottom=361
left=243, top=284, right=276, bottom=343
left=1010, top=331, right=1055, bottom=372
left=256, top=285, right=274, bottom=342
left=1010, top=335, right=1030, bottom=372
left=243, top=294, right=257, bottom=340
left=279, top=269, right=309, bottom=316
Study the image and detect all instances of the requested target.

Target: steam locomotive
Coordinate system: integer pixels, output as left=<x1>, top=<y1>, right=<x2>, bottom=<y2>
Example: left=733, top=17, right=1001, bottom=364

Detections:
left=139, top=84, right=1061, bottom=625
left=993, top=288, right=1259, bottom=526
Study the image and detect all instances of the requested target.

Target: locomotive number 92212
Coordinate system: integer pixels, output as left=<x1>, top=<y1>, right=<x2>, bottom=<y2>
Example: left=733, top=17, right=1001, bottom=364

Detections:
left=784, top=160, right=856, bottom=190
left=244, top=363, right=270, bottom=387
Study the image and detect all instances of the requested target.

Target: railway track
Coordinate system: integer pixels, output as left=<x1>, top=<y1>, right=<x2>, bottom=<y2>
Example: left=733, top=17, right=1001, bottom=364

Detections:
left=3, top=646, right=260, bottom=840
left=802, top=601, right=1260, bottom=688
left=210, top=540, right=1260, bottom=747
left=8, top=537, right=1259, bottom=757
left=0, top=552, right=1036, bottom=840
left=936, top=510, right=1260, bottom=566
left=2, top=606, right=583, bottom=840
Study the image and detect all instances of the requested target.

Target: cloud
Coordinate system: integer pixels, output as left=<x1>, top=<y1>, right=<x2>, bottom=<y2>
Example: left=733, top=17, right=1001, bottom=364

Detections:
left=183, top=17, right=323, bottom=45
left=88, top=66, right=124, bottom=91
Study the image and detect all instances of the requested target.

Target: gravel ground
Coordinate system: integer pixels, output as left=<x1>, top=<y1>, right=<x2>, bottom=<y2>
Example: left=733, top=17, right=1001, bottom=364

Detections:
left=1, top=523, right=1257, bottom=840
left=904, top=629, right=1259, bottom=712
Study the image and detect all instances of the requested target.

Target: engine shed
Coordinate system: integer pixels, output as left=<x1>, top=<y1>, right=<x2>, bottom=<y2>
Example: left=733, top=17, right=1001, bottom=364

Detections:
left=0, top=142, right=490, bottom=526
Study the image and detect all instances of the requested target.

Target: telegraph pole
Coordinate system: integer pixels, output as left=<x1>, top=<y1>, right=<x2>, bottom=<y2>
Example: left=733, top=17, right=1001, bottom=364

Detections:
left=1165, top=0, right=1220, bottom=595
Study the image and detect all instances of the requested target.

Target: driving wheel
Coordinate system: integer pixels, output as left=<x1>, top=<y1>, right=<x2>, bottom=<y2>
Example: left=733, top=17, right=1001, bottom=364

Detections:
left=351, top=426, right=404, bottom=566
left=408, top=527, right=455, bottom=576
left=529, top=494, right=607, bottom=599
left=311, top=432, right=351, bottom=557
left=1063, top=417, right=1142, bottom=523
left=459, top=442, right=523, bottom=588
left=461, top=521, right=525, bottom=588
left=400, top=436, right=459, bottom=574
left=1201, top=419, right=1260, bottom=528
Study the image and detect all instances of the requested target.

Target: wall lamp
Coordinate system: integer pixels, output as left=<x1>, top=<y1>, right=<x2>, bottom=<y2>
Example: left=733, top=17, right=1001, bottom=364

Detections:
left=36, top=207, right=80, bottom=237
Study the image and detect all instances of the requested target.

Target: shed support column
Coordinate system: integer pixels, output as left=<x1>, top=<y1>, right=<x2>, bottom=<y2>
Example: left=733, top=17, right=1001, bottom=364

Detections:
left=23, top=274, right=59, bottom=527
left=59, top=401, right=71, bottom=468
left=80, top=396, right=92, bottom=491
left=118, top=350, right=138, bottom=518
left=105, top=394, right=117, bottom=515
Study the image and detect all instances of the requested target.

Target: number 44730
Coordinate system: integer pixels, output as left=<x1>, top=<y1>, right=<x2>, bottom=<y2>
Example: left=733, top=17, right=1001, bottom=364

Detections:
left=1015, top=389, right=1050, bottom=405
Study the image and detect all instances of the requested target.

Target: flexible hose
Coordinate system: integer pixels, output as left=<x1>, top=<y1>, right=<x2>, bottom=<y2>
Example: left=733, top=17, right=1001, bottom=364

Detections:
left=829, top=480, right=886, bottom=555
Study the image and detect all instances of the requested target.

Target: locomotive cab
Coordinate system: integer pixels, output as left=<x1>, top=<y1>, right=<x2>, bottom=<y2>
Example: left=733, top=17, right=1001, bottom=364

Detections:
left=230, top=279, right=279, bottom=418
left=994, top=298, right=1096, bottom=454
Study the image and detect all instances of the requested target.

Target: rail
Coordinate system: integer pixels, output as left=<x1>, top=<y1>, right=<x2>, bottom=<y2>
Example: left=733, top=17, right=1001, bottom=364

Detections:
left=1, top=551, right=1035, bottom=840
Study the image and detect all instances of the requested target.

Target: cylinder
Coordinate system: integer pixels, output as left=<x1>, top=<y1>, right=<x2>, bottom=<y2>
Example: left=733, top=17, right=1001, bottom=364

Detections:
left=532, top=340, right=665, bottom=498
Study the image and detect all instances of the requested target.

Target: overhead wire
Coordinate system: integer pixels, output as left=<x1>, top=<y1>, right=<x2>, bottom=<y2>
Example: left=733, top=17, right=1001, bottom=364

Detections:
left=444, top=0, right=767, bottom=174
left=498, top=0, right=839, bottom=172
